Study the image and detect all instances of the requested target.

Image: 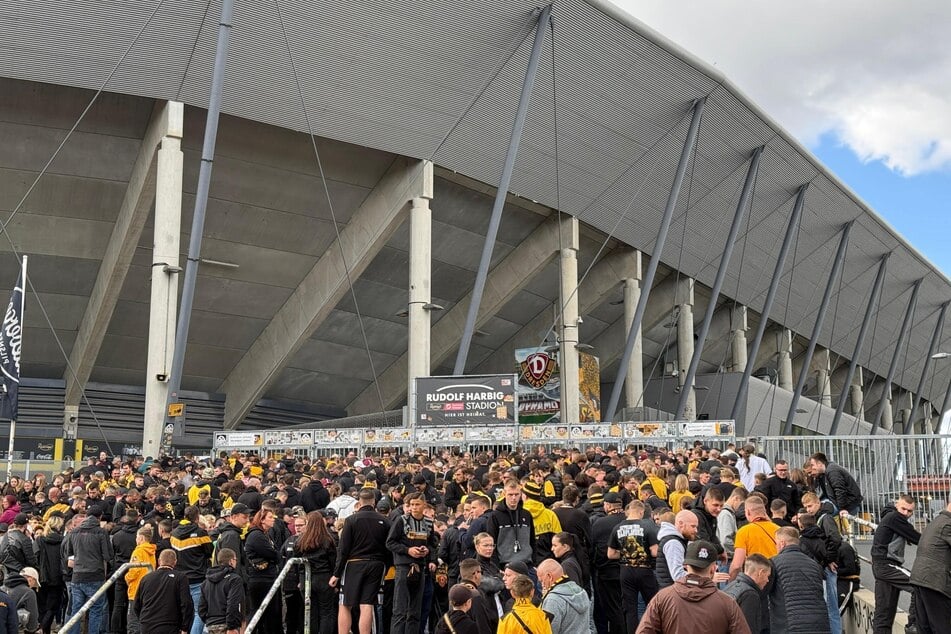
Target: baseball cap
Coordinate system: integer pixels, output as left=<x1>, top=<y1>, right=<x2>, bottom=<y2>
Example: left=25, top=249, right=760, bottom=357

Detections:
left=448, top=584, right=473, bottom=607
left=603, top=492, right=622, bottom=505
left=20, top=566, right=41, bottom=587
left=13, top=513, right=28, bottom=526
left=684, top=540, right=717, bottom=569
left=0, top=523, right=8, bottom=533
left=229, top=503, right=251, bottom=516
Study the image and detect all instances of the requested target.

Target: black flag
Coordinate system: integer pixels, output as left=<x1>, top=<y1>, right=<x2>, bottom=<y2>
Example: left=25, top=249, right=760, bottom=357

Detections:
left=0, top=260, right=25, bottom=421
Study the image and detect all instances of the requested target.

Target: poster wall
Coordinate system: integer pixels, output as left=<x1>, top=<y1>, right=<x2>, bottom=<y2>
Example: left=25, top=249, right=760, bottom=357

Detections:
left=516, top=348, right=601, bottom=424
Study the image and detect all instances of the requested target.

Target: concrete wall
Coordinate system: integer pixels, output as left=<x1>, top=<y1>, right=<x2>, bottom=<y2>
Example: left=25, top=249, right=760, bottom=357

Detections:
left=845, top=588, right=909, bottom=634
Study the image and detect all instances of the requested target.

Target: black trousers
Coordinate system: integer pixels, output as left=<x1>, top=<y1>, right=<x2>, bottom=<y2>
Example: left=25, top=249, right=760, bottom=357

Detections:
left=620, top=567, right=658, bottom=634
left=284, top=587, right=304, bottom=634
left=391, top=565, right=425, bottom=634
left=308, top=572, right=337, bottom=634
left=593, top=571, right=624, bottom=633
left=39, top=584, right=66, bottom=634
left=248, top=577, right=283, bottom=634
left=913, top=585, right=951, bottom=634
left=110, top=577, right=128, bottom=634
left=872, top=560, right=915, bottom=634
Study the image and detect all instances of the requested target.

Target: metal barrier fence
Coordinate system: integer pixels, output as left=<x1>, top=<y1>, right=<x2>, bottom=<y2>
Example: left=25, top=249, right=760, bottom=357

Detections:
left=1, top=459, right=76, bottom=478
left=756, top=434, right=951, bottom=522
left=247, top=557, right=312, bottom=633
left=61, top=561, right=153, bottom=633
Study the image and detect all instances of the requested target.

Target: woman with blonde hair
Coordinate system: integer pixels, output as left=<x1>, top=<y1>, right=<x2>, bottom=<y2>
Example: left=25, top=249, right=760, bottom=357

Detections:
left=667, top=474, right=694, bottom=514
left=36, top=515, right=66, bottom=634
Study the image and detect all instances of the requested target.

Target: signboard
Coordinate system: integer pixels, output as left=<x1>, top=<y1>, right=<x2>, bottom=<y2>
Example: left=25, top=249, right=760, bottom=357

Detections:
left=679, top=421, right=735, bottom=437
left=515, top=348, right=601, bottom=424
left=214, top=432, right=263, bottom=447
left=415, top=375, right=517, bottom=426
left=264, top=430, right=314, bottom=447
left=363, top=428, right=412, bottom=444
left=167, top=403, right=185, bottom=417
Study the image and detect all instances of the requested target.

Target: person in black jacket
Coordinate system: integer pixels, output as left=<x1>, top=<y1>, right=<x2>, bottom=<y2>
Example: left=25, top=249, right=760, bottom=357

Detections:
left=133, top=549, right=194, bottom=634
left=109, top=508, right=140, bottom=634
left=808, top=452, right=863, bottom=515
left=386, top=493, right=438, bottom=634
left=295, top=510, right=337, bottom=634
left=213, top=504, right=250, bottom=583
left=330, top=488, right=391, bottom=634
left=64, top=507, right=113, bottom=634
left=198, top=547, right=244, bottom=634
left=0, top=513, right=37, bottom=576
left=35, top=516, right=65, bottom=634
left=755, top=460, right=801, bottom=520
left=723, top=553, right=771, bottom=634
left=171, top=506, right=213, bottom=634
left=0, top=587, right=19, bottom=634
left=280, top=514, right=306, bottom=634
left=871, top=496, right=920, bottom=633
left=244, top=508, right=281, bottom=634
left=457, top=558, right=499, bottom=633
left=909, top=499, right=951, bottom=634
left=301, top=478, right=330, bottom=512
left=433, top=584, right=479, bottom=634
left=770, top=526, right=830, bottom=634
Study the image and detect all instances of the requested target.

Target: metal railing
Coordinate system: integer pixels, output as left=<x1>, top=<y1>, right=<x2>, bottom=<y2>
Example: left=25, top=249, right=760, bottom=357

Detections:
left=61, top=561, right=153, bottom=633
left=843, top=513, right=877, bottom=566
left=756, top=434, right=951, bottom=522
left=246, top=557, right=313, bottom=633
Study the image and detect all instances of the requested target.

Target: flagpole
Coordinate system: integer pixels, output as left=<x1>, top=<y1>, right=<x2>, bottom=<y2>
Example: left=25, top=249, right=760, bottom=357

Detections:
left=5, top=255, right=25, bottom=483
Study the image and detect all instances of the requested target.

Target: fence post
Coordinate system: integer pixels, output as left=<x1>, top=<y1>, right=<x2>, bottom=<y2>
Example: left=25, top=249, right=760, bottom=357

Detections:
left=303, top=560, right=312, bottom=634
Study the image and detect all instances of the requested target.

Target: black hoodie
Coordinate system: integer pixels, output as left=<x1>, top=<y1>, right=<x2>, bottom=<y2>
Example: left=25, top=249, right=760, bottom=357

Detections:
left=198, top=564, right=244, bottom=629
left=871, top=504, right=920, bottom=565
left=111, top=520, right=139, bottom=566
left=301, top=480, right=330, bottom=512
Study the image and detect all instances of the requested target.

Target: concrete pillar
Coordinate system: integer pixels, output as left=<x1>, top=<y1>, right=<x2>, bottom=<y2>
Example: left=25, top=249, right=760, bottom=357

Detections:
left=623, top=251, right=644, bottom=411
left=730, top=305, right=748, bottom=372
left=812, top=347, right=832, bottom=407
left=407, top=196, right=433, bottom=408
left=850, top=367, right=865, bottom=421
left=880, top=385, right=894, bottom=432
left=559, top=218, right=581, bottom=426
left=143, top=108, right=184, bottom=457
left=778, top=329, right=794, bottom=391
left=676, top=278, right=696, bottom=419
left=898, top=391, right=914, bottom=432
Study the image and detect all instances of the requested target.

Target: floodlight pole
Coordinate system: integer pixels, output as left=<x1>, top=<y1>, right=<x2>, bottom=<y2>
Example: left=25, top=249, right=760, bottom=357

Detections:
left=730, top=184, right=809, bottom=421
left=675, top=146, right=762, bottom=420
left=783, top=221, right=852, bottom=435
left=453, top=5, right=552, bottom=375
left=872, top=279, right=922, bottom=435
left=905, top=300, right=948, bottom=434
left=603, top=97, right=706, bottom=422
left=829, top=253, right=889, bottom=435
left=163, top=0, right=235, bottom=454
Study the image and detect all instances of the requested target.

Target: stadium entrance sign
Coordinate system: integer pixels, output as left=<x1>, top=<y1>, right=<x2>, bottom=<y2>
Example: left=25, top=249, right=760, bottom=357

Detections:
left=414, top=375, right=517, bottom=426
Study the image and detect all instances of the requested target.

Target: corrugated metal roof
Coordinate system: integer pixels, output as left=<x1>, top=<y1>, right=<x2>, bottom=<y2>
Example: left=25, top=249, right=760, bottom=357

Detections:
left=1, top=0, right=948, bottom=410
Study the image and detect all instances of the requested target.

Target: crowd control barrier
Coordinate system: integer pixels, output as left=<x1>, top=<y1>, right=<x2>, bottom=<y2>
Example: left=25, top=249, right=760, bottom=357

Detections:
left=246, top=557, right=312, bottom=633
left=61, top=561, right=153, bottom=633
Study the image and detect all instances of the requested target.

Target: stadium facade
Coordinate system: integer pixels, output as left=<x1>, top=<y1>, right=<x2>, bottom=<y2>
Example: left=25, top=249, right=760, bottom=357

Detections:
left=1, top=0, right=949, bottom=454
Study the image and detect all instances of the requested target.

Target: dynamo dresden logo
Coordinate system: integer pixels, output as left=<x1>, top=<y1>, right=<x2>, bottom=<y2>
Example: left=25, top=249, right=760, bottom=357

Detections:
left=520, top=352, right=556, bottom=389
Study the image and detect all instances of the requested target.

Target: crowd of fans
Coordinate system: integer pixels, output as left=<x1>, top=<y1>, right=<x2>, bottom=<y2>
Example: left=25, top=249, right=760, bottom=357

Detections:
left=0, top=440, right=945, bottom=634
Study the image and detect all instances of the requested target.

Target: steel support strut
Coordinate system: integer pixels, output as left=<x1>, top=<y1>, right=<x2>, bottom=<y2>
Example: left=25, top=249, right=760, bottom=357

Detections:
left=453, top=5, right=552, bottom=375
left=872, top=279, right=922, bottom=435
left=604, top=97, right=706, bottom=422
left=783, top=221, right=853, bottom=434
left=675, top=146, right=762, bottom=419
left=730, top=184, right=809, bottom=420
left=162, top=0, right=235, bottom=450
left=906, top=301, right=949, bottom=433
left=829, top=253, right=889, bottom=434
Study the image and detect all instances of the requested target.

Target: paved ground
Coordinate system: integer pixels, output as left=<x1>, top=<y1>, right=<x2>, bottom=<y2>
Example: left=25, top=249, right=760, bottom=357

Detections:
left=854, top=541, right=914, bottom=613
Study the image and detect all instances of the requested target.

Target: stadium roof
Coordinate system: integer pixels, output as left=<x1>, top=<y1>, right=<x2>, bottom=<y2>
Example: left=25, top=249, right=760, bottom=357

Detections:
left=1, top=0, right=949, bottom=420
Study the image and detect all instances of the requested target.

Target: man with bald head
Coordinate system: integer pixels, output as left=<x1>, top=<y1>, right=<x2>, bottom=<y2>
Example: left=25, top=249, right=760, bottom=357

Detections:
left=537, top=559, right=589, bottom=634
left=655, top=510, right=698, bottom=588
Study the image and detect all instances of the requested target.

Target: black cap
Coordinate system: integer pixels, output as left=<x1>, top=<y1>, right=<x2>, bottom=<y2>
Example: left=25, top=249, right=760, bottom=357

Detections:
left=229, top=503, right=251, bottom=516
left=87, top=506, right=104, bottom=519
left=13, top=513, right=28, bottom=526
left=448, top=584, right=474, bottom=606
left=505, top=561, right=530, bottom=576
left=412, top=474, right=427, bottom=485
left=684, top=540, right=717, bottom=569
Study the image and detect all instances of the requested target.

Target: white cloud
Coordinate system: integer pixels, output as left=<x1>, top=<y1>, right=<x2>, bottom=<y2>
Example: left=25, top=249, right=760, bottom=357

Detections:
left=611, top=1, right=951, bottom=175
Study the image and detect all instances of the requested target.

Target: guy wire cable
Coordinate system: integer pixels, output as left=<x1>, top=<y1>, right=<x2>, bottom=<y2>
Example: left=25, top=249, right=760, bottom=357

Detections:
left=174, top=0, right=214, bottom=102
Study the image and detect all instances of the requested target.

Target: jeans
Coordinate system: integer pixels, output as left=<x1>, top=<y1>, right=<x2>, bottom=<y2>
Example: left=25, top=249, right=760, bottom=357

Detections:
left=67, top=581, right=107, bottom=634
left=189, top=583, right=205, bottom=634
left=824, top=568, right=841, bottom=634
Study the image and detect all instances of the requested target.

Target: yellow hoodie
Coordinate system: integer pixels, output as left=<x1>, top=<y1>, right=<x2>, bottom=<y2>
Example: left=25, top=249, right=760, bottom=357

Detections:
left=126, top=541, right=157, bottom=600
left=498, top=598, right=553, bottom=634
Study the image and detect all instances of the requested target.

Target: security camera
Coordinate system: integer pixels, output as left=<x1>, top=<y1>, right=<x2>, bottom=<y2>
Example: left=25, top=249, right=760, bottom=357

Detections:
left=69, top=415, right=78, bottom=423
left=156, top=373, right=168, bottom=382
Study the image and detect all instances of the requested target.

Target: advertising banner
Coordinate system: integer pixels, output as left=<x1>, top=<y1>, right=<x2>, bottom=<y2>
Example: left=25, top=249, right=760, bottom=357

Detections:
left=415, top=375, right=517, bottom=426
left=515, top=348, right=601, bottom=424
left=264, top=430, right=314, bottom=447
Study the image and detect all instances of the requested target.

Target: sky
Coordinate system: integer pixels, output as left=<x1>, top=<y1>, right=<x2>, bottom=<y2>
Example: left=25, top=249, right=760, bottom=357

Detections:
left=611, top=1, right=951, bottom=277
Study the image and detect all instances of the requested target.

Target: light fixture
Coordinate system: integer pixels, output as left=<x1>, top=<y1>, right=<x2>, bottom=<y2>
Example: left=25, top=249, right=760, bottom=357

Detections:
left=161, top=264, right=182, bottom=274
left=200, top=258, right=240, bottom=269
left=932, top=352, right=950, bottom=360
left=575, top=343, right=595, bottom=352
left=474, top=329, right=490, bottom=338
left=422, top=303, right=444, bottom=311
left=394, top=308, right=409, bottom=318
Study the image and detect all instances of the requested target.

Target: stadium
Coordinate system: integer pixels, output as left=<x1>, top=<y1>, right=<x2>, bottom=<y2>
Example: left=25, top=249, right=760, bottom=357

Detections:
left=1, top=0, right=949, bottom=461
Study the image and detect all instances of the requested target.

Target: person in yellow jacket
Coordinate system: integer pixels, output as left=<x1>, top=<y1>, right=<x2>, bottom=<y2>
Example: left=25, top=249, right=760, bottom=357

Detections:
left=126, top=525, right=157, bottom=634
left=520, top=480, right=562, bottom=562
left=645, top=468, right=669, bottom=502
left=498, top=575, right=552, bottom=634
